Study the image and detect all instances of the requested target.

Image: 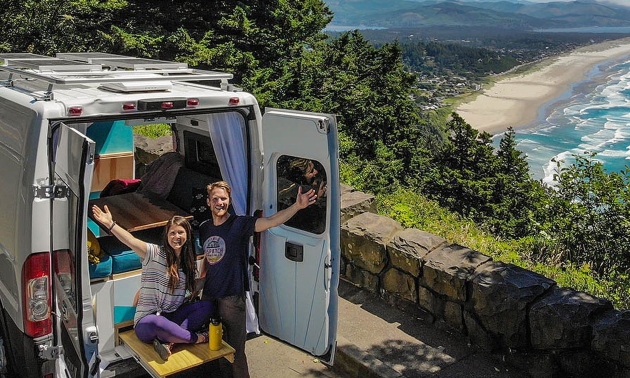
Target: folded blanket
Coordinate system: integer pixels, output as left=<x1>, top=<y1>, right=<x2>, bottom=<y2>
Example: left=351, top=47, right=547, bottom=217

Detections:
left=137, top=152, right=184, bottom=199
left=100, top=178, right=141, bottom=197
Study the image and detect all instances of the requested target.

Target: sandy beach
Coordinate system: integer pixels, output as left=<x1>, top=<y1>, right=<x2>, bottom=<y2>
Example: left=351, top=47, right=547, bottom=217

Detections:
left=455, top=37, right=630, bottom=135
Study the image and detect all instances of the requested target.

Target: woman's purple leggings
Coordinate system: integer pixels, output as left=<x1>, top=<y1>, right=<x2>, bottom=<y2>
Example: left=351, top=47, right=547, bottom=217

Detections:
left=134, top=300, right=214, bottom=344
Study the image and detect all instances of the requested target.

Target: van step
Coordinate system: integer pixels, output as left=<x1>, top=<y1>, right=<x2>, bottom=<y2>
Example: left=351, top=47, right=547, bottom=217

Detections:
left=118, top=330, right=235, bottom=378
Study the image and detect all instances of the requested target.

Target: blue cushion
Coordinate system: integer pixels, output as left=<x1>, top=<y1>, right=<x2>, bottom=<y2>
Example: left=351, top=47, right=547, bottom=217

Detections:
left=109, top=250, right=142, bottom=274
left=99, top=236, right=142, bottom=274
left=114, top=306, right=136, bottom=324
left=89, top=254, right=112, bottom=279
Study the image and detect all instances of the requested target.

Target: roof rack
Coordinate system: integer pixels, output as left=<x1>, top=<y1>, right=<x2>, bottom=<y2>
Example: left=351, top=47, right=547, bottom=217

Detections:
left=0, top=52, right=233, bottom=86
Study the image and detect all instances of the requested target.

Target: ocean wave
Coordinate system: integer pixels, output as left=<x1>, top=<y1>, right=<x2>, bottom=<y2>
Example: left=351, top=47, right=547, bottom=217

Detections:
left=580, top=128, right=617, bottom=148
left=542, top=151, right=575, bottom=185
left=516, top=59, right=630, bottom=180
left=599, top=149, right=628, bottom=158
left=612, top=127, right=630, bottom=141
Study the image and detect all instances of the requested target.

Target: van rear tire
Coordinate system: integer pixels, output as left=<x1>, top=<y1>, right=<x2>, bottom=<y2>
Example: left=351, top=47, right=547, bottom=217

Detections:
left=0, top=315, right=15, bottom=378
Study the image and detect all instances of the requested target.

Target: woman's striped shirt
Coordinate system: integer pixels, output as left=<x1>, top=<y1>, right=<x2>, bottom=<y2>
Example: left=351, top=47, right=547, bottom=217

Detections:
left=134, top=243, right=187, bottom=326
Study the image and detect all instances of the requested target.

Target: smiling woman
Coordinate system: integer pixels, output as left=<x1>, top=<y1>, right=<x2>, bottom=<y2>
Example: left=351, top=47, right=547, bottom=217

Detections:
left=90, top=205, right=213, bottom=361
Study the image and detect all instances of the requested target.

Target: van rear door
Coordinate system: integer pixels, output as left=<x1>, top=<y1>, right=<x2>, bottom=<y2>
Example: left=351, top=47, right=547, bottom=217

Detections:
left=259, top=109, right=340, bottom=364
left=49, top=122, right=98, bottom=377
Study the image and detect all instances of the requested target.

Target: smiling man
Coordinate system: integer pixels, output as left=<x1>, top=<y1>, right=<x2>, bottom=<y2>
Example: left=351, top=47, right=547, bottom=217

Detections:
left=198, top=180, right=317, bottom=378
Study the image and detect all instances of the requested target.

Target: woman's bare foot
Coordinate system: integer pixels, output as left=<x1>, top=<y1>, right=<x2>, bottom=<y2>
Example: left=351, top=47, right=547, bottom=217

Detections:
left=195, top=331, right=209, bottom=344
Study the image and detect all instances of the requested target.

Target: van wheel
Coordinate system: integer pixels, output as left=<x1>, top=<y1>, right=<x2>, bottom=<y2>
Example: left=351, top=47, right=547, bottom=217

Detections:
left=0, top=326, right=14, bottom=378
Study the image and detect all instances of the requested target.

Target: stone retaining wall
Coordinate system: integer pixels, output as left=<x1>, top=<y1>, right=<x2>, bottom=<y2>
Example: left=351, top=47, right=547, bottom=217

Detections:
left=340, top=185, right=630, bottom=378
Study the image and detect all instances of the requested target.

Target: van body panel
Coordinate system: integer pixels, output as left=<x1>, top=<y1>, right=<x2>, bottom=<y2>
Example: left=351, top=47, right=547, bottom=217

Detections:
left=0, top=97, right=33, bottom=262
left=0, top=100, right=46, bottom=337
left=259, top=109, right=340, bottom=363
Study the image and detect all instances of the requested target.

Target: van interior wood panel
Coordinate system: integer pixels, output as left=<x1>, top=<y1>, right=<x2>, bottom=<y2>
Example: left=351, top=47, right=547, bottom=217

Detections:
left=92, top=153, right=135, bottom=192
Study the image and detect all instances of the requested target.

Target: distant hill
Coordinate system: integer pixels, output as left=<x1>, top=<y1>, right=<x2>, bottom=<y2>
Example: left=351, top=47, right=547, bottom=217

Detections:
left=325, top=0, right=630, bottom=30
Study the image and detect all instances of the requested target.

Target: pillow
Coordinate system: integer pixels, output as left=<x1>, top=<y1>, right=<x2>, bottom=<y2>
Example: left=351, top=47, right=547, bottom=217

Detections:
left=190, top=187, right=210, bottom=228
left=100, top=178, right=141, bottom=197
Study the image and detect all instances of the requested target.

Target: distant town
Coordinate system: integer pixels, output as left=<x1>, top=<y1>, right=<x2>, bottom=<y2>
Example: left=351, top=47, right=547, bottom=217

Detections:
left=349, top=29, right=624, bottom=110
left=325, top=0, right=630, bottom=110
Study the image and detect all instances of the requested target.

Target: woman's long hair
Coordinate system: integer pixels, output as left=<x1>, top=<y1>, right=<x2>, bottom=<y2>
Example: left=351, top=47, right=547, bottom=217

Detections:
left=162, top=216, right=196, bottom=293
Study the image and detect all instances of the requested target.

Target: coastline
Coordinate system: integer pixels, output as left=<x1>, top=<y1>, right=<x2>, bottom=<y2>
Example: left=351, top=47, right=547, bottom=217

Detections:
left=455, top=37, right=630, bottom=135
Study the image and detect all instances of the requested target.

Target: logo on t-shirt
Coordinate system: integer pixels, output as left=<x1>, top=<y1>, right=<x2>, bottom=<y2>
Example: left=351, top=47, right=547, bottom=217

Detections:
left=204, top=236, right=226, bottom=265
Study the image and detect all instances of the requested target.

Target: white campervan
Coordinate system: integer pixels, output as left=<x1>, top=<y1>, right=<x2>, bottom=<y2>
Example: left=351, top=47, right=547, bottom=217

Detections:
left=0, top=53, right=340, bottom=378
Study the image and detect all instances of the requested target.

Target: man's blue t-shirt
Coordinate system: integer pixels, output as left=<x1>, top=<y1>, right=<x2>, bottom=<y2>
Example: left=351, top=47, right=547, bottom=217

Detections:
left=199, top=215, right=257, bottom=300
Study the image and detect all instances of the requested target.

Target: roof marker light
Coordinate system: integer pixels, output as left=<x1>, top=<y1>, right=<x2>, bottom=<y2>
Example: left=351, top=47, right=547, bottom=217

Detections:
left=229, top=97, right=240, bottom=106
left=68, top=106, right=83, bottom=116
left=161, top=101, right=174, bottom=109
left=187, top=98, right=199, bottom=107
left=122, top=103, right=136, bottom=111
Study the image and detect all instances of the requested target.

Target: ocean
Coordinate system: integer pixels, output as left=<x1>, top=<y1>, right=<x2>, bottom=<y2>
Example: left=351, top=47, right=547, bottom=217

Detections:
left=506, top=54, right=630, bottom=184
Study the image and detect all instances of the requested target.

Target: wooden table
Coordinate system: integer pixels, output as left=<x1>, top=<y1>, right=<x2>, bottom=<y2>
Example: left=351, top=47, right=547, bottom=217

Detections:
left=89, top=192, right=192, bottom=232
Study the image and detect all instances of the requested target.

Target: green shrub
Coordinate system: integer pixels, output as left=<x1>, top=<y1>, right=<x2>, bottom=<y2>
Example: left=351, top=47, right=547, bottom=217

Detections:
left=376, top=187, right=630, bottom=309
left=133, top=124, right=172, bottom=138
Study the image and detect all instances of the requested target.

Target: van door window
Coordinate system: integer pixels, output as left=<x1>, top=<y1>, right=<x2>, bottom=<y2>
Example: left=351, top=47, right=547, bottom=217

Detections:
left=183, top=130, right=221, bottom=178
left=277, top=155, right=327, bottom=234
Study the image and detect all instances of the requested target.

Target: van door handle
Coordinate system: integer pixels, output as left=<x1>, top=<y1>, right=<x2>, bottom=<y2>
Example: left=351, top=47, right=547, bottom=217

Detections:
left=285, top=242, right=303, bottom=262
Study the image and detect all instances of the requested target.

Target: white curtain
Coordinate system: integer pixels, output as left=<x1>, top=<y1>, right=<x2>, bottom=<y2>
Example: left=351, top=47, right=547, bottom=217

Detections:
left=207, top=112, right=247, bottom=215
left=207, top=112, right=260, bottom=335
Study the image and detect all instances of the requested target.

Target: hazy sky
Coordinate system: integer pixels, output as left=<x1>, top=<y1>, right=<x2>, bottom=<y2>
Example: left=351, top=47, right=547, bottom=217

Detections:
left=524, top=0, right=628, bottom=4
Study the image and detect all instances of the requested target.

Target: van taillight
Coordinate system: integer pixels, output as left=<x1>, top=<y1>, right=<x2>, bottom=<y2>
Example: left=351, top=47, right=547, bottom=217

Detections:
left=22, top=253, right=52, bottom=338
left=53, top=251, right=73, bottom=298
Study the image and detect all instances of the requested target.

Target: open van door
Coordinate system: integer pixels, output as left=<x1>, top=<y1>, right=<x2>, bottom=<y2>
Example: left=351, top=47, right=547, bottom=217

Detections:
left=49, top=122, right=99, bottom=377
left=259, top=109, right=340, bottom=364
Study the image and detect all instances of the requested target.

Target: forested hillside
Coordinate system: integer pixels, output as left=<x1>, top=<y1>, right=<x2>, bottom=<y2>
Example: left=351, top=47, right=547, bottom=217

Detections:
left=2, top=0, right=628, bottom=308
